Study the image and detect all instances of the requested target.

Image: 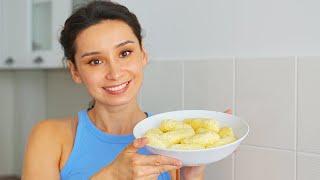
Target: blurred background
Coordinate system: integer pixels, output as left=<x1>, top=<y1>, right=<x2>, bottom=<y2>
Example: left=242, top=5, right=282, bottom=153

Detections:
left=1, top=0, right=320, bottom=179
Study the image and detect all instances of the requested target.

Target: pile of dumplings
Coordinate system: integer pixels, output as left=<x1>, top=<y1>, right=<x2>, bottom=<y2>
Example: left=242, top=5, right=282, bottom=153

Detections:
left=143, top=118, right=237, bottom=150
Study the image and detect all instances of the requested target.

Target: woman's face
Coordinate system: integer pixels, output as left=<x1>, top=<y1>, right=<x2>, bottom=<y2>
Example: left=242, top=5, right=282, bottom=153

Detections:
left=69, top=20, right=147, bottom=107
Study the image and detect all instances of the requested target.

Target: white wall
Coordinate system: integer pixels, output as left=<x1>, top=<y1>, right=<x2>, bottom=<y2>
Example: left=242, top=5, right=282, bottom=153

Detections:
left=1, top=57, right=320, bottom=180
left=141, top=57, right=320, bottom=180
left=1, top=0, right=320, bottom=179
left=0, top=71, right=15, bottom=175
left=118, top=0, right=234, bottom=59
left=118, top=0, right=320, bottom=58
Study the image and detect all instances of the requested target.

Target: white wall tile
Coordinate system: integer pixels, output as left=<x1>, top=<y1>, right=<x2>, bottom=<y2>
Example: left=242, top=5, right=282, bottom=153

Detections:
left=140, top=61, right=183, bottom=114
left=235, top=145, right=295, bottom=180
left=47, top=69, right=90, bottom=118
left=297, top=57, right=320, bottom=154
left=117, top=0, right=234, bottom=59
left=234, top=0, right=320, bottom=56
left=13, top=70, right=47, bottom=174
left=205, top=154, right=233, bottom=180
left=236, top=58, right=295, bottom=150
left=294, top=1, right=320, bottom=56
left=234, top=0, right=315, bottom=56
left=184, top=59, right=233, bottom=112
left=0, top=71, right=15, bottom=175
left=297, top=152, right=320, bottom=180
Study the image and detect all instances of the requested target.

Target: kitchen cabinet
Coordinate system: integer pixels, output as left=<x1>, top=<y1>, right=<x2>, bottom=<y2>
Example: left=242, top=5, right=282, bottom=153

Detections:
left=0, top=0, right=72, bottom=69
left=0, top=0, right=3, bottom=66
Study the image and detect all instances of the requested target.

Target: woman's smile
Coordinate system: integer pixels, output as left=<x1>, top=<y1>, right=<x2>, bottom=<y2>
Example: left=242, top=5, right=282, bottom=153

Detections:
left=102, top=80, right=132, bottom=95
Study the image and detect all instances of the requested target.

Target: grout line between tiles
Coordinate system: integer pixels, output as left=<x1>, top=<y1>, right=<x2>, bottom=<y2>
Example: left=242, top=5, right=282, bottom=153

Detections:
left=298, top=151, right=320, bottom=157
left=12, top=70, right=18, bottom=174
left=294, top=56, right=298, bottom=180
left=232, top=57, right=237, bottom=117
left=232, top=56, right=236, bottom=180
left=241, top=144, right=295, bottom=153
left=182, top=61, right=184, bottom=109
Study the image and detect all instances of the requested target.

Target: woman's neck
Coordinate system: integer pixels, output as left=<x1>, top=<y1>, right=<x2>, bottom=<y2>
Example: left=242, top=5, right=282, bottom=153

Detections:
left=87, top=100, right=147, bottom=135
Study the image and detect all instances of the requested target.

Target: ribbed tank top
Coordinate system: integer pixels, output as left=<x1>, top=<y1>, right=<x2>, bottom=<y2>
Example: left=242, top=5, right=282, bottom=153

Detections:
left=60, top=109, right=171, bottom=180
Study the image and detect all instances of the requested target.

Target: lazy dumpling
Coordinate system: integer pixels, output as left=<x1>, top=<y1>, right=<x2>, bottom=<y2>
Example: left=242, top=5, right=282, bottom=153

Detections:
left=206, top=136, right=236, bottom=148
left=159, top=119, right=192, bottom=132
left=161, top=128, right=195, bottom=145
left=169, top=143, right=205, bottom=150
left=143, top=117, right=237, bottom=150
left=181, top=131, right=220, bottom=147
left=184, top=118, right=220, bottom=133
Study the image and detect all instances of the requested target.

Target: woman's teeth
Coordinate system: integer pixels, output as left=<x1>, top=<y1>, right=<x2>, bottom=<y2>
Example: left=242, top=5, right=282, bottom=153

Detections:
left=105, top=81, right=129, bottom=92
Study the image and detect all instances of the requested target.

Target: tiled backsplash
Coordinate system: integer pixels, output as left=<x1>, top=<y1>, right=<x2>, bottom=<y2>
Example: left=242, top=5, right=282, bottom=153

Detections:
left=0, top=57, right=319, bottom=179
left=236, top=58, right=296, bottom=150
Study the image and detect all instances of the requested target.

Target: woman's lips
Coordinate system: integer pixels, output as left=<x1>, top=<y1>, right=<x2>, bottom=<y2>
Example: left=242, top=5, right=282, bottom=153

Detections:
left=103, top=80, right=131, bottom=95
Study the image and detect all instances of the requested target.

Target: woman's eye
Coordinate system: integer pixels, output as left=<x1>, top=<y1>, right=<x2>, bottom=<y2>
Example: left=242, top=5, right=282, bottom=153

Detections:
left=119, top=50, right=132, bottom=58
left=89, top=59, right=102, bottom=65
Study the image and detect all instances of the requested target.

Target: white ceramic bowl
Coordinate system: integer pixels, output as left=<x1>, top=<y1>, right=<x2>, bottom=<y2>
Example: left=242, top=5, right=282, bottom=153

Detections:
left=133, top=110, right=249, bottom=166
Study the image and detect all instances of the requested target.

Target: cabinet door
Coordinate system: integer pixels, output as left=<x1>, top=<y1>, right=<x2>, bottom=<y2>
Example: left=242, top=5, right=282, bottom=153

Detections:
left=0, top=0, right=4, bottom=68
left=30, top=0, right=72, bottom=68
left=1, top=0, right=74, bottom=69
left=0, top=0, right=29, bottom=69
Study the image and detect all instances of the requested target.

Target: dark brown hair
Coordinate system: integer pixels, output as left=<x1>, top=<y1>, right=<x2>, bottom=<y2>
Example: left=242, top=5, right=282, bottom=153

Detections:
left=59, top=0, right=142, bottom=63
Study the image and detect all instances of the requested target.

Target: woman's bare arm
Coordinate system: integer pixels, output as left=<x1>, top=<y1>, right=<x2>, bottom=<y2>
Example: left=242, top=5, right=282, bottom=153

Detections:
left=22, top=120, right=63, bottom=180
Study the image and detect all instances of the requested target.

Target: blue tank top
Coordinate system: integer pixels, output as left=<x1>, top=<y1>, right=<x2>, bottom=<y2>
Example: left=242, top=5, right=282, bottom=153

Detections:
left=60, top=109, right=171, bottom=180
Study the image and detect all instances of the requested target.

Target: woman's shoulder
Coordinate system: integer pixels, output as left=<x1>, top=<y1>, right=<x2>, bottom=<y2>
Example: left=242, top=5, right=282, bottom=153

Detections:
left=26, top=117, right=77, bottom=151
left=32, top=117, right=78, bottom=144
left=31, top=117, right=75, bottom=138
left=22, top=117, right=77, bottom=178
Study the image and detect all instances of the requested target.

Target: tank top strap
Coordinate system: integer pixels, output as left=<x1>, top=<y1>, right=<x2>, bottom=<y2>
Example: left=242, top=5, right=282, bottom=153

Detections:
left=60, top=110, right=87, bottom=178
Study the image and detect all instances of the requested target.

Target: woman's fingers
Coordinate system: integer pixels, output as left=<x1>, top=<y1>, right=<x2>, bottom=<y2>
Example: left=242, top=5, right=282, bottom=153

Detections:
left=136, top=173, right=159, bottom=180
left=125, top=137, right=148, bottom=153
left=132, top=154, right=182, bottom=166
left=224, top=108, right=232, bottom=114
left=134, top=164, right=180, bottom=177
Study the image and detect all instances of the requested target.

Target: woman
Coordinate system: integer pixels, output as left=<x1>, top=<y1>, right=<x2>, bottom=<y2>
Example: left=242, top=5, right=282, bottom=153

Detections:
left=22, top=1, right=220, bottom=179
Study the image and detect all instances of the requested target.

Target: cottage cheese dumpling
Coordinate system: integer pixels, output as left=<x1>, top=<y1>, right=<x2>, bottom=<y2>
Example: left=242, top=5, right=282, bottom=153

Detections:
left=159, top=119, right=192, bottom=132
left=183, top=118, right=204, bottom=130
left=195, top=127, right=211, bottom=134
left=144, top=128, right=163, bottom=137
left=169, top=143, right=205, bottom=150
left=181, top=131, right=220, bottom=147
left=143, top=118, right=237, bottom=150
left=145, top=134, right=170, bottom=148
left=202, top=119, right=220, bottom=133
left=161, top=128, right=195, bottom=145
left=218, top=127, right=234, bottom=138
left=206, top=136, right=236, bottom=148
left=184, top=118, right=220, bottom=133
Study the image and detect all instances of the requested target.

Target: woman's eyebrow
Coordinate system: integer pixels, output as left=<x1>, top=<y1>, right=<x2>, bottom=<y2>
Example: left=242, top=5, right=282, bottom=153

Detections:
left=115, top=40, right=135, bottom=48
left=80, top=51, right=100, bottom=58
left=80, top=40, right=135, bottom=58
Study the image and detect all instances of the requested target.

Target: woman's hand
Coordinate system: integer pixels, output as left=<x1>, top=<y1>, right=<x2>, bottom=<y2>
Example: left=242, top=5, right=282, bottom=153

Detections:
left=179, top=108, right=233, bottom=180
left=91, top=137, right=182, bottom=180
left=179, top=165, right=206, bottom=180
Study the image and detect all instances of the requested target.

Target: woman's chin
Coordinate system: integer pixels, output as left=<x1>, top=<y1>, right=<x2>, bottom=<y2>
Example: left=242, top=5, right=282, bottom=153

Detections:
left=106, top=98, right=133, bottom=107
left=100, top=93, right=137, bottom=107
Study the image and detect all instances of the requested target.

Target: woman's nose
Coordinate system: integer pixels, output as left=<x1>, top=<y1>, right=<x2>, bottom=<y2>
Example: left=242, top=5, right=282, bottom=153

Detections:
left=105, top=61, right=122, bottom=80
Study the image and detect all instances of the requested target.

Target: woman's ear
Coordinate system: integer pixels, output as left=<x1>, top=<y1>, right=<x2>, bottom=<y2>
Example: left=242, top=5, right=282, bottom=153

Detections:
left=67, top=61, right=82, bottom=84
left=141, top=44, right=149, bottom=67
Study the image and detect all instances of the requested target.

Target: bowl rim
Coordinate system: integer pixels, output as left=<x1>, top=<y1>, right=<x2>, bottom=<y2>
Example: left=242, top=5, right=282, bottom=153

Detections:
left=133, top=109, right=250, bottom=152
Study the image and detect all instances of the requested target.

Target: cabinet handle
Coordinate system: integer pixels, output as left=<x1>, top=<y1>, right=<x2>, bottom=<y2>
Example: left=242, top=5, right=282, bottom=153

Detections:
left=33, top=56, right=44, bottom=64
left=5, top=57, right=14, bottom=65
